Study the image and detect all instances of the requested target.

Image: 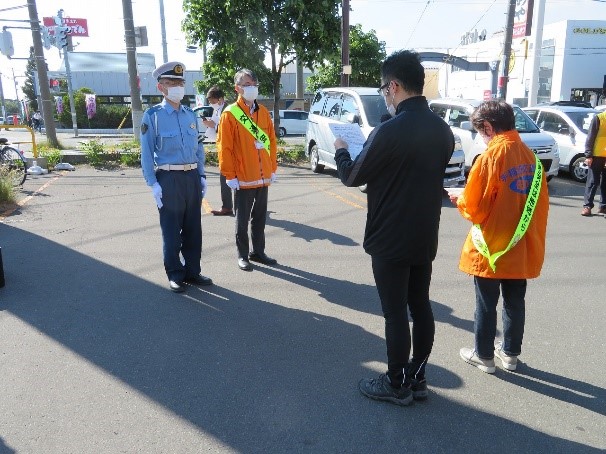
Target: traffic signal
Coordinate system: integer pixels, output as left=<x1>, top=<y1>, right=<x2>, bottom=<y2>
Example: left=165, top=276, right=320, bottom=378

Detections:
left=0, top=28, right=14, bottom=57
left=56, top=26, right=69, bottom=49
left=41, top=26, right=52, bottom=50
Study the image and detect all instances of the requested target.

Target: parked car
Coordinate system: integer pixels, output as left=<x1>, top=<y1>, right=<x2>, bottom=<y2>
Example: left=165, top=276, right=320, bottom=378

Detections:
left=270, top=110, right=309, bottom=137
left=522, top=105, right=598, bottom=182
left=305, top=87, right=466, bottom=189
left=428, top=98, right=560, bottom=181
left=193, top=105, right=213, bottom=142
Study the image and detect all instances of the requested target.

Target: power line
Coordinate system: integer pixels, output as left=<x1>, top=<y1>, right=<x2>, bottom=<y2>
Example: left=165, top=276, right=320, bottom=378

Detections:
left=404, top=1, right=432, bottom=49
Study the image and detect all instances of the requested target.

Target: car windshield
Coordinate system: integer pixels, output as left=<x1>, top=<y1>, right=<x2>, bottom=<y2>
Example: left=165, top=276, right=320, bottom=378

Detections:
left=566, top=111, right=596, bottom=133
left=359, top=94, right=389, bottom=127
left=513, top=107, right=540, bottom=133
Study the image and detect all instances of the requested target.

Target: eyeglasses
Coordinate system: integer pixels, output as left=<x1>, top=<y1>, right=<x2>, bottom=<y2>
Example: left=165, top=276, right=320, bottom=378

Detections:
left=377, top=81, right=390, bottom=94
left=238, top=84, right=259, bottom=88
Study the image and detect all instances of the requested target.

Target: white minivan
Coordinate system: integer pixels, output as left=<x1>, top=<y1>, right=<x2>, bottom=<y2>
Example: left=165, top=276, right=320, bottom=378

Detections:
left=305, top=87, right=466, bottom=188
left=270, top=110, right=309, bottom=137
left=428, top=98, right=560, bottom=181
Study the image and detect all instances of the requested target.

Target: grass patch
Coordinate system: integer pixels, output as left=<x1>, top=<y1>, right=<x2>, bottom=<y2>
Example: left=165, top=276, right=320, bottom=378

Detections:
left=38, top=147, right=62, bottom=168
left=278, top=144, right=306, bottom=164
left=0, top=171, right=16, bottom=205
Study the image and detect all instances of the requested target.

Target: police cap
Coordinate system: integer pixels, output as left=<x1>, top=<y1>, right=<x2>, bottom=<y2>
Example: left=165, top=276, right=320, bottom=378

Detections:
left=152, top=61, right=186, bottom=81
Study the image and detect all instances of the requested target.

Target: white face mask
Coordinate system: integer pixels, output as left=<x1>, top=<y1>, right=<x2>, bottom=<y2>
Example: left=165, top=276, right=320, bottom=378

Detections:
left=166, top=86, right=185, bottom=103
left=241, top=85, right=258, bottom=102
left=382, top=88, right=396, bottom=117
left=210, top=102, right=222, bottom=110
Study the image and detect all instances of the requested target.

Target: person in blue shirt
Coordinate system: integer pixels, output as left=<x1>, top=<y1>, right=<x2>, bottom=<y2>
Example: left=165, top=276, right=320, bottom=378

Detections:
left=140, top=61, right=213, bottom=292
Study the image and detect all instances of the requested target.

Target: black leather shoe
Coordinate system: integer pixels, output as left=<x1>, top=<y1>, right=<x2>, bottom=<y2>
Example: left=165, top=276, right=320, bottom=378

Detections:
left=169, top=280, right=185, bottom=293
left=248, top=252, right=277, bottom=266
left=238, top=258, right=253, bottom=271
left=185, top=274, right=213, bottom=286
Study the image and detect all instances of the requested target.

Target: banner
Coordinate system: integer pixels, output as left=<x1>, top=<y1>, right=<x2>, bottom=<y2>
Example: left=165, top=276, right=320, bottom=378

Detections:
left=513, top=0, right=534, bottom=39
left=56, top=96, right=63, bottom=115
left=85, top=94, right=96, bottom=119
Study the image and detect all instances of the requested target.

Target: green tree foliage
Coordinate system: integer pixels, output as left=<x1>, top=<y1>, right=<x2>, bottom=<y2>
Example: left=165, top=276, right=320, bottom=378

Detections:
left=23, top=47, right=38, bottom=111
left=183, top=0, right=342, bottom=131
left=58, top=88, right=132, bottom=129
left=307, top=25, right=387, bottom=92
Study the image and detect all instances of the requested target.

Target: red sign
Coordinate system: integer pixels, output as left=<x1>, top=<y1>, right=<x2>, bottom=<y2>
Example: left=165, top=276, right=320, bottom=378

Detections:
left=43, top=17, right=89, bottom=37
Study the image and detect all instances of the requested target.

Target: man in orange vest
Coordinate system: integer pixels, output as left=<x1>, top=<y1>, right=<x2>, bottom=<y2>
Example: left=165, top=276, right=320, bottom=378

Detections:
left=581, top=111, right=606, bottom=216
left=449, top=100, right=549, bottom=374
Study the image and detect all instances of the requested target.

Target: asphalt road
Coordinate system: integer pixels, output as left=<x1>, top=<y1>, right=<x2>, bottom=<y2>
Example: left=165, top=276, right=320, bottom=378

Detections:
left=0, top=160, right=605, bottom=452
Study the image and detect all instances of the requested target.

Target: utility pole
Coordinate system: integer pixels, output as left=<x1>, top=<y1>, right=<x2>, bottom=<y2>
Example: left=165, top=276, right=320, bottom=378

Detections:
left=341, top=0, right=350, bottom=87
left=159, top=0, right=168, bottom=63
left=57, top=9, right=78, bottom=136
left=26, top=0, right=59, bottom=147
left=0, top=72, right=6, bottom=120
left=497, top=0, right=517, bottom=100
left=122, top=0, right=143, bottom=140
left=527, top=0, right=545, bottom=107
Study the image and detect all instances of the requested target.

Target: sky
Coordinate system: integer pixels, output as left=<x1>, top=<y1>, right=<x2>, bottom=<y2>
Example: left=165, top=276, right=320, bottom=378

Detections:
left=1, top=0, right=604, bottom=99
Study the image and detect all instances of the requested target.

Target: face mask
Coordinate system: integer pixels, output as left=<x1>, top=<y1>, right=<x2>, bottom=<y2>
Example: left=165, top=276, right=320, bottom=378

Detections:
left=383, top=91, right=397, bottom=117
left=210, top=102, right=221, bottom=110
left=166, top=86, right=185, bottom=103
left=241, top=85, right=258, bottom=102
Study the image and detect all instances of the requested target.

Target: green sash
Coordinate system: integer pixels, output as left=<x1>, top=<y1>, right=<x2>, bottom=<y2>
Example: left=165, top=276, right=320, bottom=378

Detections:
left=225, top=103, right=271, bottom=156
left=471, top=155, right=543, bottom=272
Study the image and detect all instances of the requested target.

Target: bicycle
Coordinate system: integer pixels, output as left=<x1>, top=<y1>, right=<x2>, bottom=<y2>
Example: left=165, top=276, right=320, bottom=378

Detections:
left=0, top=137, right=27, bottom=186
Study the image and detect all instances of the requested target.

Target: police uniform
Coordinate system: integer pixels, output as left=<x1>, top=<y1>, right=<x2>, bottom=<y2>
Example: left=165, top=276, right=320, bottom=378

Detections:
left=141, top=61, right=212, bottom=291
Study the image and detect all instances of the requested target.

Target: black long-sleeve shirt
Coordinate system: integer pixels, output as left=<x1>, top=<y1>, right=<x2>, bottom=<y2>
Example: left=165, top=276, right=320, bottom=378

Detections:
left=335, top=96, right=454, bottom=263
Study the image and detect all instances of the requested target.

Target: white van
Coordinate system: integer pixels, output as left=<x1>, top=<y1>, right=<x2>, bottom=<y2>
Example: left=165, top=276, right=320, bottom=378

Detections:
left=270, top=110, right=309, bottom=137
left=428, top=98, right=560, bottom=181
left=305, top=87, right=465, bottom=188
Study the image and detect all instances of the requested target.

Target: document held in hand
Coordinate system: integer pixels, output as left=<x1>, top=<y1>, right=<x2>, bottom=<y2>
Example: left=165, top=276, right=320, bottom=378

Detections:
left=329, top=122, right=367, bottom=160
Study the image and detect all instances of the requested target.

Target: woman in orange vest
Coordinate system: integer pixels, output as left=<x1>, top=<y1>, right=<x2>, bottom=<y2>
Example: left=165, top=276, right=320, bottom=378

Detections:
left=448, top=100, right=549, bottom=374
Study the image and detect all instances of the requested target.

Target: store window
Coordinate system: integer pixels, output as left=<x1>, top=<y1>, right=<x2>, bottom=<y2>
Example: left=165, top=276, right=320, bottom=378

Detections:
left=537, top=39, right=555, bottom=104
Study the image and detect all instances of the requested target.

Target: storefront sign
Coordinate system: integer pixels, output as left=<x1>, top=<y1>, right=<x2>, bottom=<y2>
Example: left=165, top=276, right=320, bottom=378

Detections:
left=573, top=27, right=606, bottom=35
left=43, top=17, right=89, bottom=37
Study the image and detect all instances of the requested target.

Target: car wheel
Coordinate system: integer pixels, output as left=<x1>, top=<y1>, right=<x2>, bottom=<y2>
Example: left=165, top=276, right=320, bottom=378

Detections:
left=570, top=155, right=588, bottom=183
left=279, top=127, right=286, bottom=138
left=358, top=184, right=367, bottom=193
left=310, top=145, right=324, bottom=173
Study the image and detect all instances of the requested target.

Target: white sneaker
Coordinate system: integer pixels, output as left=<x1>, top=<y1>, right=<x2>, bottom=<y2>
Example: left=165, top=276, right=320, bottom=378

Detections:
left=460, top=347, right=496, bottom=374
left=494, top=343, right=518, bottom=371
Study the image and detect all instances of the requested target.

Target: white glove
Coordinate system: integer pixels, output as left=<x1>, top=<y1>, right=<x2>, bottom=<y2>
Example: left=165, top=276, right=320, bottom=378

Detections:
left=226, top=178, right=240, bottom=190
left=200, top=176, right=207, bottom=198
left=270, top=173, right=277, bottom=183
left=152, top=182, right=163, bottom=209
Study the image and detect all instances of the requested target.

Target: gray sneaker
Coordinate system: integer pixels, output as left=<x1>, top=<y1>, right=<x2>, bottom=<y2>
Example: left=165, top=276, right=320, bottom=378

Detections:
left=494, top=343, right=518, bottom=371
left=460, top=347, right=496, bottom=374
left=358, top=374, right=413, bottom=406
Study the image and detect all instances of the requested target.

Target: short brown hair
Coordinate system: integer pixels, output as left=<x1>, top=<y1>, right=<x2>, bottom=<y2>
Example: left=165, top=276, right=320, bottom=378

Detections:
left=206, top=86, right=224, bottom=100
left=470, top=100, right=515, bottom=134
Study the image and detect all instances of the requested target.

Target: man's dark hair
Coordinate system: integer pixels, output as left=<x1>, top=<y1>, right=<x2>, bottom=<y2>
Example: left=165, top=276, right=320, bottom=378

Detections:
left=206, top=86, right=224, bottom=100
left=470, top=100, right=515, bottom=133
left=381, top=50, right=424, bottom=95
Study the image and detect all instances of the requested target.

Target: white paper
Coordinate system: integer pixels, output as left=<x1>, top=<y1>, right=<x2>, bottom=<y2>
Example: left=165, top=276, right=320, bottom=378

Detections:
left=329, top=122, right=366, bottom=159
left=445, top=187, right=465, bottom=197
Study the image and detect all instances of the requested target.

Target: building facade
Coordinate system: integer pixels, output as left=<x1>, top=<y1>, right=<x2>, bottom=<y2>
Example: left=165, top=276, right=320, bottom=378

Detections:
left=437, top=20, right=606, bottom=107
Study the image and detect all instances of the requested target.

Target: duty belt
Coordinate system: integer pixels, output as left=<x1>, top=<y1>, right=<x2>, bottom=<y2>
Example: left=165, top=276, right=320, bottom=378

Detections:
left=157, top=163, right=197, bottom=171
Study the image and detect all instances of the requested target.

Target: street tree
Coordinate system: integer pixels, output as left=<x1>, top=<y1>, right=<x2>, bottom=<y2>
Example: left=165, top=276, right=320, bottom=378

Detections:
left=307, top=25, right=386, bottom=92
left=23, top=46, right=38, bottom=111
left=183, top=0, right=342, bottom=133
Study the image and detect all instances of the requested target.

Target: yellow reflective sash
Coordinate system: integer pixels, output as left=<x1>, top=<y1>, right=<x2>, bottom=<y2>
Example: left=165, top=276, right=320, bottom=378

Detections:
left=225, top=103, right=271, bottom=156
left=471, top=155, right=543, bottom=273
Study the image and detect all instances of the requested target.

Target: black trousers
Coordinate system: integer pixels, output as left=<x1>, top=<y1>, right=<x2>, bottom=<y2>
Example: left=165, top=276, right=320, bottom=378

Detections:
left=371, top=257, right=435, bottom=387
left=219, top=174, right=234, bottom=210
left=583, top=156, right=606, bottom=209
left=234, top=186, right=268, bottom=259
left=156, top=169, right=202, bottom=282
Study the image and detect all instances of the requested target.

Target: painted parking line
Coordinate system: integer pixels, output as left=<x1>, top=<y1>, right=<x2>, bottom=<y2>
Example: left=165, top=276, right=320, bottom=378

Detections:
left=311, top=184, right=366, bottom=210
left=0, top=173, right=65, bottom=222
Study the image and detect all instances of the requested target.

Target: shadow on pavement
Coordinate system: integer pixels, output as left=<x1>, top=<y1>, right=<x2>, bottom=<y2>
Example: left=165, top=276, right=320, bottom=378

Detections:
left=0, top=224, right=601, bottom=452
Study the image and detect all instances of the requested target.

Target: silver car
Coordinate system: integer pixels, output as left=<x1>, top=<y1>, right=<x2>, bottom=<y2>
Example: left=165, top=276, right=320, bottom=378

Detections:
left=305, top=87, right=465, bottom=189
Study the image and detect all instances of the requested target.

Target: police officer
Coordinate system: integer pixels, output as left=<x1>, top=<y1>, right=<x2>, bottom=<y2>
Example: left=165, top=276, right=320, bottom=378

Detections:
left=141, top=61, right=213, bottom=292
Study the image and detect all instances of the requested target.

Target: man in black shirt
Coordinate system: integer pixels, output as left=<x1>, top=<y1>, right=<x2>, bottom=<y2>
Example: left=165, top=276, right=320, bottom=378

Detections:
left=334, top=50, right=454, bottom=406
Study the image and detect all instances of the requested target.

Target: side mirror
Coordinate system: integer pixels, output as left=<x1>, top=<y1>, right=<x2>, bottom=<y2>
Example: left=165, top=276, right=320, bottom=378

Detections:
left=344, top=112, right=360, bottom=125
left=459, top=121, right=474, bottom=131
